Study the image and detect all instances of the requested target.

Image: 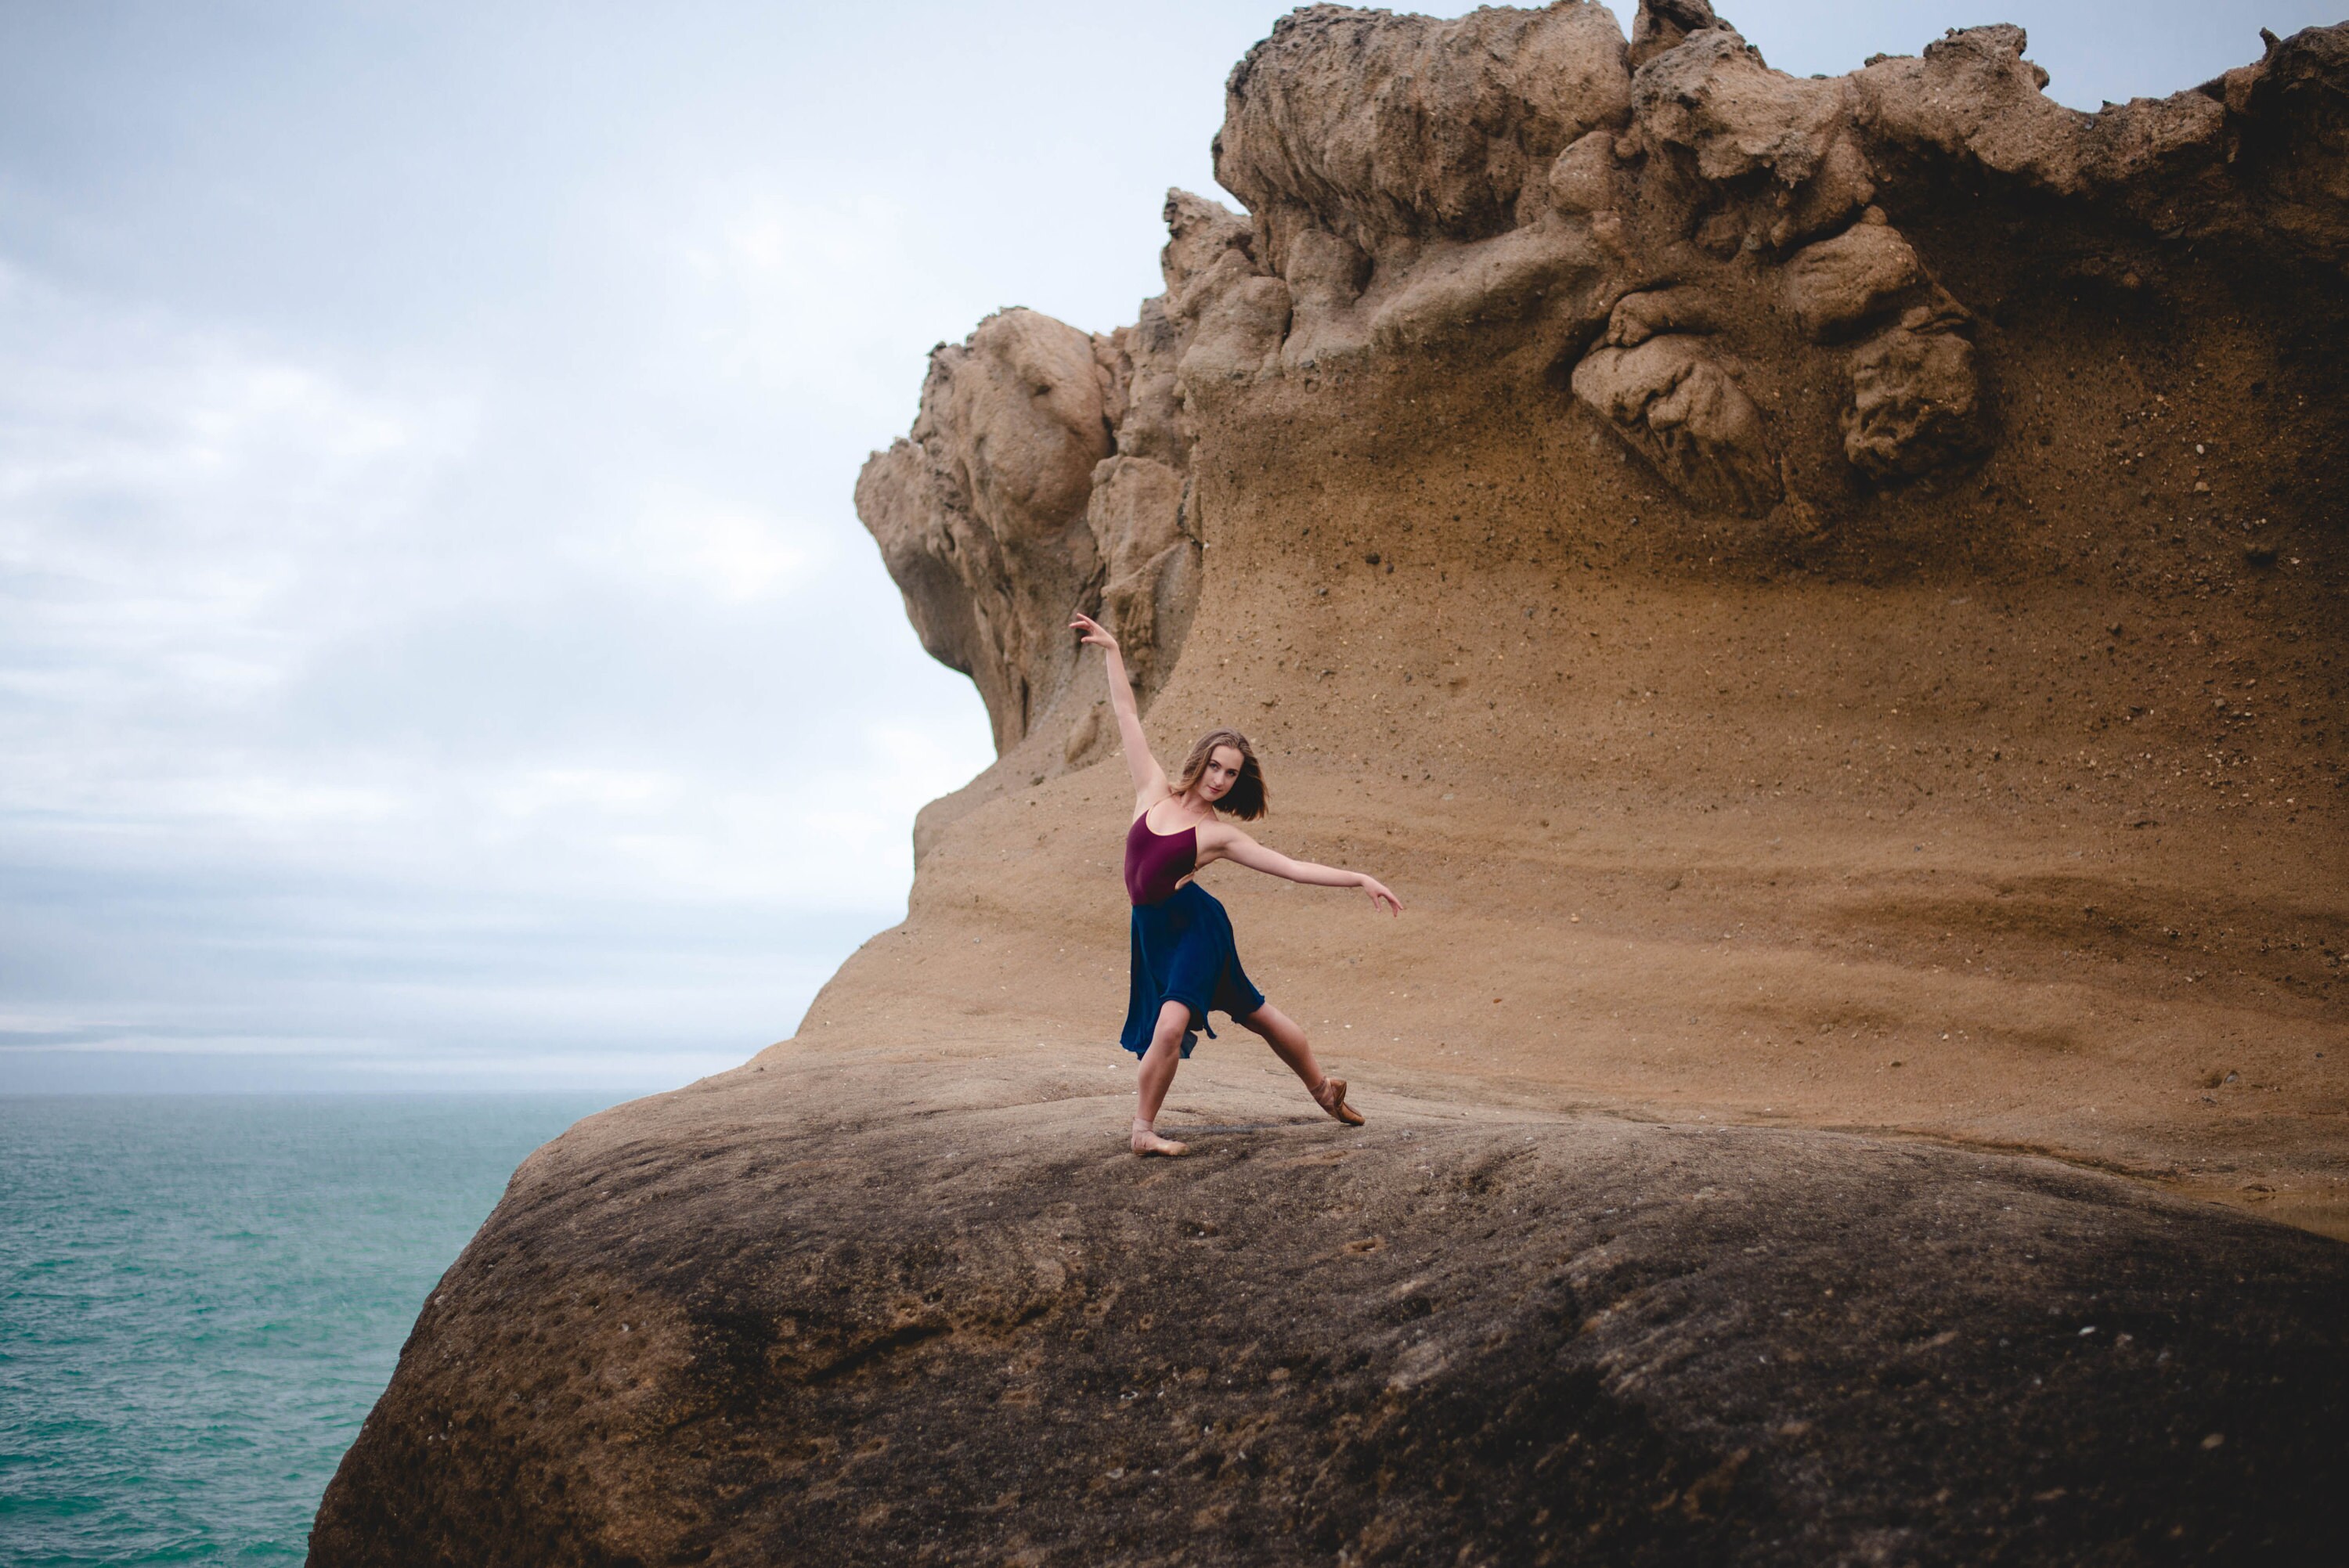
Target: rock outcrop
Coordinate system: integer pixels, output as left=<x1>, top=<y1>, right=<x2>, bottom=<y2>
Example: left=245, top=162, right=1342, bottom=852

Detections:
left=321, top=5, right=2349, bottom=1563
left=310, top=1051, right=2349, bottom=1566
left=856, top=308, right=1123, bottom=754
left=863, top=4, right=2348, bottom=768
left=854, top=199, right=1242, bottom=755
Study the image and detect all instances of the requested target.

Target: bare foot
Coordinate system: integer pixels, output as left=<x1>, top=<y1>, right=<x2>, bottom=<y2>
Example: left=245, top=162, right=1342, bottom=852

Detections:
left=1131, top=1122, right=1189, bottom=1157
left=1312, top=1076, right=1366, bottom=1126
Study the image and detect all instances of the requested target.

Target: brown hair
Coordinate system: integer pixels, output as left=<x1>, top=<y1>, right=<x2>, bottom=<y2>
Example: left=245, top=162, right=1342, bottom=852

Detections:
left=1176, top=728, right=1268, bottom=820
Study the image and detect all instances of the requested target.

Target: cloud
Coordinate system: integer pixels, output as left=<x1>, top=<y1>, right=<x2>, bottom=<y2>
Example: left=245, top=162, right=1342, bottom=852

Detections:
left=0, top=247, right=991, bottom=1090
left=617, top=487, right=826, bottom=604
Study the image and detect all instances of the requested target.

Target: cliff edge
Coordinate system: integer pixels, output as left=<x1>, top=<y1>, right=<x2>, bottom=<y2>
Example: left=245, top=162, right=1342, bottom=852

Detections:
left=312, top=6, right=2349, bottom=1563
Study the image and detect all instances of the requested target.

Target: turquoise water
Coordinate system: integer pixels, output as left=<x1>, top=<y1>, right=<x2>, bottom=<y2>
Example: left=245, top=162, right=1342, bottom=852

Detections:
left=0, top=1094, right=609, bottom=1565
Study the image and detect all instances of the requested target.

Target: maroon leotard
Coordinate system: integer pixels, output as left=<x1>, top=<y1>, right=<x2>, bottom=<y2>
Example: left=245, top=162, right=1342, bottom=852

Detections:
left=1124, top=813, right=1197, bottom=906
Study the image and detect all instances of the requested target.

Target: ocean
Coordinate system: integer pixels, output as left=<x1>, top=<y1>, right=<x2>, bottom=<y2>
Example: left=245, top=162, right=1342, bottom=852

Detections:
left=0, top=1094, right=611, bottom=1565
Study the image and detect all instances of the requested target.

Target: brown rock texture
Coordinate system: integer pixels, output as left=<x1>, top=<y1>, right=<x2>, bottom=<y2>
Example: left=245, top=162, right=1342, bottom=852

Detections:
left=311, top=1053, right=2347, bottom=1566
left=315, top=5, right=2349, bottom=1563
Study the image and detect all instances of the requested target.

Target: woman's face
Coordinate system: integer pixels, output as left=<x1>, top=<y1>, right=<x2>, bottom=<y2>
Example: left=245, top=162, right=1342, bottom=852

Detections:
left=1197, top=745, right=1245, bottom=802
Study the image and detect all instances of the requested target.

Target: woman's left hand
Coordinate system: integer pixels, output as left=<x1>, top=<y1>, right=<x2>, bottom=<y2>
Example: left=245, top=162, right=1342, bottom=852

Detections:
left=1359, top=875, right=1404, bottom=916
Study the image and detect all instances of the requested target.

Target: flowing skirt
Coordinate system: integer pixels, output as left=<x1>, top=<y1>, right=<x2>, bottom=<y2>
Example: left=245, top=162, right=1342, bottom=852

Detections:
left=1119, top=882, right=1266, bottom=1057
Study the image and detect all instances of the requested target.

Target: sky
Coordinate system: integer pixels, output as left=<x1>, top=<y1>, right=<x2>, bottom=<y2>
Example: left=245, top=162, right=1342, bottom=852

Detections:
left=0, top=0, right=2331, bottom=1094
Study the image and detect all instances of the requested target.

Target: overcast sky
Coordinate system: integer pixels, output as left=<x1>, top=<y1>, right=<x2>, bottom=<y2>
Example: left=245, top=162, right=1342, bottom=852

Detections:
left=0, top=0, right=2329, bottom=1093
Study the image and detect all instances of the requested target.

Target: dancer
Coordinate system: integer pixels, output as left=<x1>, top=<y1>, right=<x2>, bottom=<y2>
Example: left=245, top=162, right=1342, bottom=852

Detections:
left=1071, top=612, right=1404, bottom=1157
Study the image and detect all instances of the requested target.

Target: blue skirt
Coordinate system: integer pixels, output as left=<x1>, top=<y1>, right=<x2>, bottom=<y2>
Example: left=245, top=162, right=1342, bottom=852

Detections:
left=1120, top=882, right=1266, bottom=1057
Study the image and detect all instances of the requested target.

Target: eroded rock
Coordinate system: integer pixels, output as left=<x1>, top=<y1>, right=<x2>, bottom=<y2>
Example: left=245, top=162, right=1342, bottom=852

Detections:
left=857, top=1, right=2349, bottom=759
left=1842, top=323, right=1988, bottom=479
left=853, top=310, right=1109, bottom=752
left=1857, top=23, right=2230, bottom=200
left=1546, top=128, right=1628, bottom=214
left=1856, top=26, right=2083, bottom=190
left=1634, top=25, right=1850, bottom=188
left=1603, top=283, right=1718, bottom=347
left=1573, top=331, right=1781, bottom=517
left=1280, top=223, right=1370, bottom=315
left=1214, top=2, right=1633, bottom=259
left=855, top=204, right=1234, bottom=757
left=1100, top=299, right=1185, bottom=469
left=1368, top=217, right=1607, bottom=355
left=1784, top=221, right=1924, bottom=341
left=1276, top=223, right=1373, bottom=371
left=1175, top=272, right=1292, bottom=398
left=2237, top=23, right=2349, bottom=257
left=1628, top=0, right=1721, bottom=69
left=1161, top=186, right=1256, bottom=295
left=1085, top=456, right=1193, bottom=694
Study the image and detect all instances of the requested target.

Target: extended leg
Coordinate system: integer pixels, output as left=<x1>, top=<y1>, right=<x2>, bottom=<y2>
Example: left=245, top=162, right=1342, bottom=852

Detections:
left=1235, top=1002, right=1363, bottom=1126
left=1132, top=998, right=1193, bottom=1156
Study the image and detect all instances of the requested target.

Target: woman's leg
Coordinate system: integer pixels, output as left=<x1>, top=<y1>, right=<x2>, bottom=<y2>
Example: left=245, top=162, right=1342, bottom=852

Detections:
left=1232, top=1000, right=1323, bottom=1088
left=1132, top=998, right=1193, bottom=1155
left=1234, top=1002, right=1363, bottom=1125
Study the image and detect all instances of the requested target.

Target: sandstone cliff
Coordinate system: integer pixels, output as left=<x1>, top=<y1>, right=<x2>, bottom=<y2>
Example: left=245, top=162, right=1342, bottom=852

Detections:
left=313, top=7, right=2349, bottom=1563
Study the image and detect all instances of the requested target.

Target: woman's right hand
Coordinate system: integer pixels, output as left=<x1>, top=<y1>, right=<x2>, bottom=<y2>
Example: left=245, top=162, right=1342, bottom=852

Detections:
left=1359, top=875, right=1404, bottom=917
left=1070, top=611, right=1119, bottom=652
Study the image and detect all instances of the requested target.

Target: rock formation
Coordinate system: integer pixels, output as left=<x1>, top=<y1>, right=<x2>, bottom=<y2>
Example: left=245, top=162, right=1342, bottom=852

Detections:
left=860, top=3, right=2347, bottom=781
left=316, top=5, right=2349, bottom=1563
left=309, top=1054, right=2349, bottom=1566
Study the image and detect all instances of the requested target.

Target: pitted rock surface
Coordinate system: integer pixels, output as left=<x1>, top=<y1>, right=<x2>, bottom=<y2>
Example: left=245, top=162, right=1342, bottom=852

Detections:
left=310, top=1053, right=2349, bottom=1566
left=1571, top=333, right=1781, bottom=517
left=860, top=2, right=2346, bottom=760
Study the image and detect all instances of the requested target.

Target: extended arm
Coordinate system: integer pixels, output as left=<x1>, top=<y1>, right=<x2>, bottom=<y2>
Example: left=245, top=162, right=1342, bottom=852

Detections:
left=1205, top=827, right=1404, bottom=916
left=1070, top=613, right=1168, bottom=804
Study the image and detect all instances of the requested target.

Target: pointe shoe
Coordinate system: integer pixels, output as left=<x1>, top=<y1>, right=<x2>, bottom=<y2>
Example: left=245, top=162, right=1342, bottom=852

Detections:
left=1313, top=1076, right=1366, bottom=1126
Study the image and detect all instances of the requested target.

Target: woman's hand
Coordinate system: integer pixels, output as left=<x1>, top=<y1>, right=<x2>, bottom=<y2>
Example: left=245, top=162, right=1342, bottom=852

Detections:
left=1070, top=612, right=1119, bottom=652
left=1359, top=874, right=1404, bottom=917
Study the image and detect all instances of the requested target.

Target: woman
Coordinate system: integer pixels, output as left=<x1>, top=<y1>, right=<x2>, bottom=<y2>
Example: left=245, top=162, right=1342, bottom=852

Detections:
left=1071, top=612, right=1404, bottom=1157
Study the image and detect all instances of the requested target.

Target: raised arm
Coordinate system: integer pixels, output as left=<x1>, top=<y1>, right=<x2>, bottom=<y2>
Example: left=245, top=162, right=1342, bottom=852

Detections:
left=1070, top=613, right=1168, bottom=806
left=1202, top=825, right=1404, bottom=916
